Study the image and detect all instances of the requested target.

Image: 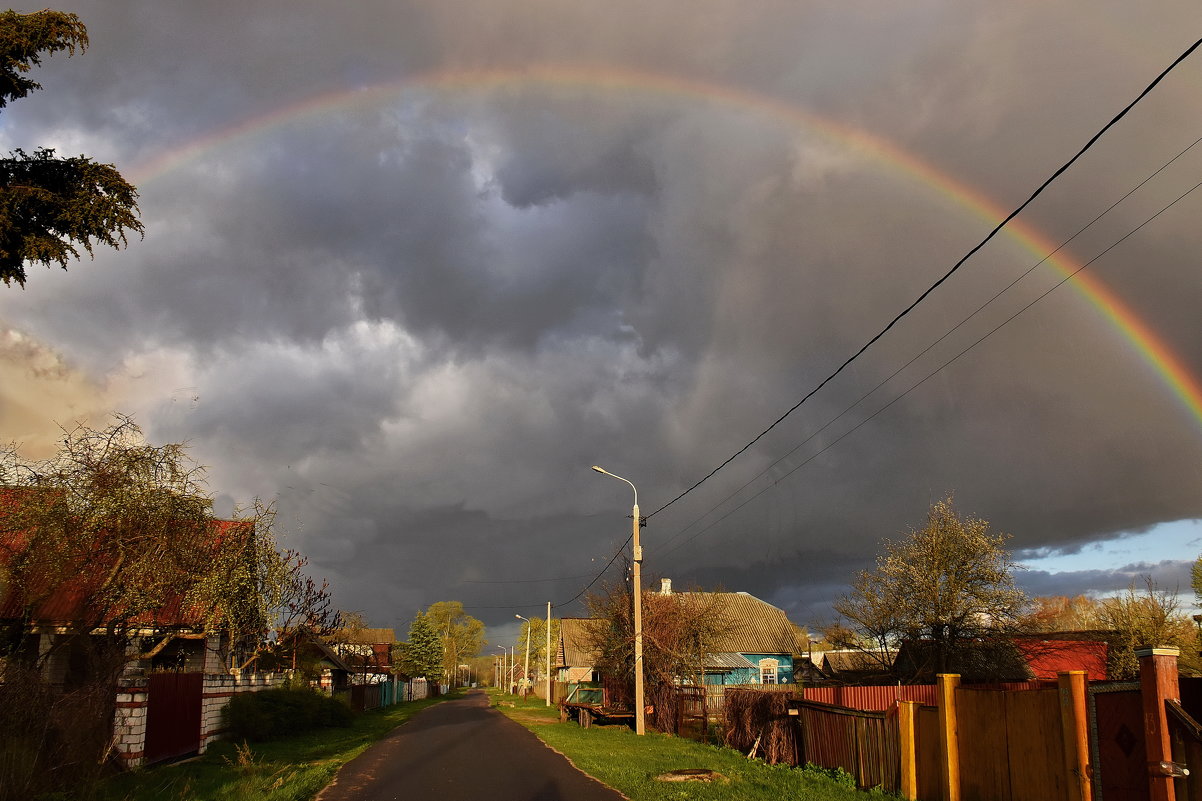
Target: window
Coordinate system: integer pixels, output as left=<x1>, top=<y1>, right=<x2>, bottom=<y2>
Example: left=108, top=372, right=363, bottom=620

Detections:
left=759, top=658, right=779, bottom=685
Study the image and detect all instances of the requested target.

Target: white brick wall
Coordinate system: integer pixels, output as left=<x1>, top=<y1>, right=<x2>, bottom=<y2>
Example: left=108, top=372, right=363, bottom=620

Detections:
left=111, top=681, right=149, bottom=769
left=198, top=672, right=289, bottom=753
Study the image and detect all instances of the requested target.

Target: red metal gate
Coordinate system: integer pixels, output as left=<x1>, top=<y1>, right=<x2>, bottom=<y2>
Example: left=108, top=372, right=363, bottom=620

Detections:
left=1089, top=682, right=1148, bottom=801
left=144, top=672, right=204, bottom=765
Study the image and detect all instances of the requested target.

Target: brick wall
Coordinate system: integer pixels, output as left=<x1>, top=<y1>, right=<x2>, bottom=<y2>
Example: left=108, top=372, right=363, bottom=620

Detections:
left=112, top=678, right=149, bottom=768
left=110, top=671, right=289, bottom=769
left=199, top=672, right=289, bottom=753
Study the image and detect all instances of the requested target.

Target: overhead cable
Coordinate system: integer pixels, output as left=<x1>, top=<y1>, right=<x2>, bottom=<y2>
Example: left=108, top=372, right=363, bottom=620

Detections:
left=644, top=35, right=1202, bottom=521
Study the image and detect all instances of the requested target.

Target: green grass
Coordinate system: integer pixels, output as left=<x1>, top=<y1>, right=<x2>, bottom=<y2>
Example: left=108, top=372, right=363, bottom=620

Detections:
left=100, top=693, right=455, bottom=801
left=489, top=690, right=887, bottom=800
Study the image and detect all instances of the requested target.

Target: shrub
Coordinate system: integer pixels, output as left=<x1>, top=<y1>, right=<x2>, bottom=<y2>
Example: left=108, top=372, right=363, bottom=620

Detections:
left=223, top=686, right=354, bottom=742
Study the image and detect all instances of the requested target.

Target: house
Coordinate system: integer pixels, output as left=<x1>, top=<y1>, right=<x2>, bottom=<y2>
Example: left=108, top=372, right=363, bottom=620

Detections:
left=657, top=580, right=802, bottom=686
left=812, top=648, right=897, bottom=684
left=555, top=617, right=600, bottom=683
left=1013, top=632, right=1109, bottom=681
left=0, top=508, right=254, bottom=683
left=331, top=627, right=397, bottom=684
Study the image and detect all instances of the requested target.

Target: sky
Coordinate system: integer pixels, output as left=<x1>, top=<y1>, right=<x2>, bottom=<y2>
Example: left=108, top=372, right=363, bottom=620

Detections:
left=2, top=1, right=1202, bottom=647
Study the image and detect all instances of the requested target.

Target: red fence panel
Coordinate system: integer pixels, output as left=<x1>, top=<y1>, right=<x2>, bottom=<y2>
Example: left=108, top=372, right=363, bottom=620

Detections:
left=145, top=672, right=203, bottom=765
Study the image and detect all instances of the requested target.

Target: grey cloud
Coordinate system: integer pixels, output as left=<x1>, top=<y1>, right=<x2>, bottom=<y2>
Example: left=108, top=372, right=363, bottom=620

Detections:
left=2, top=0, right=1201, bottom=634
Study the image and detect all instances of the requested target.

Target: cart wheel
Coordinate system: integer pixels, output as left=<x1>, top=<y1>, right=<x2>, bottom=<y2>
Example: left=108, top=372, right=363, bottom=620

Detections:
left=579, top=708, right=592, bottom=728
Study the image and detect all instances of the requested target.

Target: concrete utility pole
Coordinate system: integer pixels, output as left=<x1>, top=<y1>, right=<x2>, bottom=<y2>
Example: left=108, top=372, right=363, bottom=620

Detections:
left=515, top=614, right=533, bottom=696
left=545, top=600, right=552, bottom=707
left=591, top=466, right=645, bottom=735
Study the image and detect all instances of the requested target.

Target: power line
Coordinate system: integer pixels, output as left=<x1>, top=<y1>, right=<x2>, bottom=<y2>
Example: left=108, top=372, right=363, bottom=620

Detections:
left=644, top=35, right=1202, bottom=521
left=653, top=178, right=1202, bottom=560
left=459, top=574, right=595, bottom=584
left=649, top=132, right=1202, bottom=557
left=511, top=36, right=1202, bottom=615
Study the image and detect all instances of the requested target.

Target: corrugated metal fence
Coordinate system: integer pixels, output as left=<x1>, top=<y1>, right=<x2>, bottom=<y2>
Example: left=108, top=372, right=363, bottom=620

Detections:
left=796, top=700, right=900, bottom=793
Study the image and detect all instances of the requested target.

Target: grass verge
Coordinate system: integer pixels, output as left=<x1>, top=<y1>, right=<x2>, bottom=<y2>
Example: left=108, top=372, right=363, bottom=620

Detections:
left=489, top=691, right=889, bottom=800
left=100, top=692, right=455, bottom=801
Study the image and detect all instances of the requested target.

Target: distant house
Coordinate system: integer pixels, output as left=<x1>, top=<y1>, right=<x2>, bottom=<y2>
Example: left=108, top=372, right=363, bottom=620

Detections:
left=555, top=617, right=600, bottom=683
left=1013, top=632, right=1109, bottom=681
left=332, top=627, right=397, bottom=685
left=658, top=581, right=802, bottom=686
left=816, top=649, right=895, bottom=684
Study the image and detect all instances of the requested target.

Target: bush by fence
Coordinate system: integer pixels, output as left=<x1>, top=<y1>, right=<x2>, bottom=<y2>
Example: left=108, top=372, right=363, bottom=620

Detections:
left=223, top=685, right=354, bottom=741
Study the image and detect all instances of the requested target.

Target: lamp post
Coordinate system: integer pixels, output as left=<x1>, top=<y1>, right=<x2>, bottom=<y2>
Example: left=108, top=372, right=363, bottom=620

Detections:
left=591, top=465, right=646, bottom=735
left=516, top=614, right=533, bottom=697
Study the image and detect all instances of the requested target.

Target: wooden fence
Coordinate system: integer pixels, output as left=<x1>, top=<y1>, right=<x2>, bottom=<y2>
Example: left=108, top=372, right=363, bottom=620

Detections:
left=721, top=673, right=1091, bottom=799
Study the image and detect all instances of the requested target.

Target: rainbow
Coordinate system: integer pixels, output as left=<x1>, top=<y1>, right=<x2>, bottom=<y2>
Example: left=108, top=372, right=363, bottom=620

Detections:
left=128, top=64, right=1202, bottom=428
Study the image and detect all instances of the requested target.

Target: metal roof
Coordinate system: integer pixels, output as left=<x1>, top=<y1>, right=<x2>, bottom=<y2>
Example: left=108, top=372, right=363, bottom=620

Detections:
left=704, top=652, right=758, bottom=670
left=556, top=617, right=600, bottom=667
left=673, top=591, right=801, bottom=656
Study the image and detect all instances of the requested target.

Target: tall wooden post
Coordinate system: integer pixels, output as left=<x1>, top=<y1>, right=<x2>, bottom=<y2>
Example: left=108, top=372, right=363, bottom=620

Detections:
left=899, top=699, right=921, bottom=800
left=937, top=673, right=961, bottom=801
left=1058, top=670, right=1091, bottom=801
left=1137, top=646, right=1181, bottom=801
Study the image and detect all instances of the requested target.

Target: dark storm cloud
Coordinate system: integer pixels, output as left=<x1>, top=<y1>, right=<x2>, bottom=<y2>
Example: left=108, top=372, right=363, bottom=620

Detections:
left=2, top=0, right=1201, bottom=635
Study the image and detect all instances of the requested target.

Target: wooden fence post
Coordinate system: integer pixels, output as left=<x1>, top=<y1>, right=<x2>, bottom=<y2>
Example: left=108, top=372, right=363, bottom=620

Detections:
left=899, top=699, right=920, bottom=800
left=1137, top=646, right=1181, bottom=801
left=1058, top=670, right=1091, bottom=801
left=937, top=673, right=960, bottom=801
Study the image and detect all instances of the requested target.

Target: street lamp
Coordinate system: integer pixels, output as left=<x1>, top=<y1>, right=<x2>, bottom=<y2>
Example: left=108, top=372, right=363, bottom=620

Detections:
left=515, top=614, right=533, bottom=697
left=591, top=465, right=646, bottom=735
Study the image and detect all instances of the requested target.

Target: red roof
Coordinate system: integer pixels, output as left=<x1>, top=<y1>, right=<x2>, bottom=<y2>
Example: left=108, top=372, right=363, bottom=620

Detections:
left=0, top=501, right=252, bottom=629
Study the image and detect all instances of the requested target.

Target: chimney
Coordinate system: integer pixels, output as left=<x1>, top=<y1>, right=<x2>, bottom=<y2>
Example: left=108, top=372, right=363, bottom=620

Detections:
left=660, top=578, right=672, bottom=595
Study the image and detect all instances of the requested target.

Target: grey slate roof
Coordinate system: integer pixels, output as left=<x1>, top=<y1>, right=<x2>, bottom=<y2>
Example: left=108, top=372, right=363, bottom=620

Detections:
left=557, top=617, right=600, bottom=668
left=675, top=591, right=800, bottom=656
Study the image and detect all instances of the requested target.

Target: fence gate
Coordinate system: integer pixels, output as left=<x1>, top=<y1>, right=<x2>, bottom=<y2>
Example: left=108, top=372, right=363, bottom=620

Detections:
left=957, top=686, right=1068, bottom=801
left=1088, top=682, right=1147, bottom=801
left=144, top=671, right=204, bottom=765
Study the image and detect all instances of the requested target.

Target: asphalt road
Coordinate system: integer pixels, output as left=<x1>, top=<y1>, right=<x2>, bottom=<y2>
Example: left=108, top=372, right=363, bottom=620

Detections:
left=316, top=691, right=627, bottom=801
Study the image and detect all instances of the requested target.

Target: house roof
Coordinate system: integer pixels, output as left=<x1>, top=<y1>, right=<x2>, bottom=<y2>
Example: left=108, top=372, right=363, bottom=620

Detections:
left=304, top=635, right=355, bottom=674
left=335, top=627, right=397, bottom=645
left=673, top=591, right=800, bottom=656
left=0, top=502, right=253, bottom=629
left=557, top=617, right=599, bottom=668
left=704, top=652, right=758, bottom=670
left=819, top=649, right=893, bottom=674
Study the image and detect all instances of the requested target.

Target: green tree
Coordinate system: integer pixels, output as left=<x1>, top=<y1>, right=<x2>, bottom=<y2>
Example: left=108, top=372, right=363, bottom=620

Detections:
left=0, top=418, right=333, bottom=798
left=0, top=10, right=142, bottom=286
left=516, top=616, right=561, bottom=681
left=833, top=496, right=1028, bottom=681
left=424, top=600, right=485, bottom=685
left=394, top=612, right=443, bottom=681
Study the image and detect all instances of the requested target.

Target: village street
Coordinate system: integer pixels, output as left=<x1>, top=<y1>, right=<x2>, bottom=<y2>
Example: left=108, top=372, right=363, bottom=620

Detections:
left=315, top=691, right=624, bottom=801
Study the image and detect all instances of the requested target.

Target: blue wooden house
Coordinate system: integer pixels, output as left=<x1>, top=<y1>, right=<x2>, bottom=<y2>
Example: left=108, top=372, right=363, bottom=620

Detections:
left=657, top=580, right=802, bottom=686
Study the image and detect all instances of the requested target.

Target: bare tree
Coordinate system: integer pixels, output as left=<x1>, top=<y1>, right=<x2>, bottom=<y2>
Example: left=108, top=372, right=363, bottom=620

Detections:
left=1098, top=579, right=1198, bottom=679
left=583, top=581, right=733, bottom=731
